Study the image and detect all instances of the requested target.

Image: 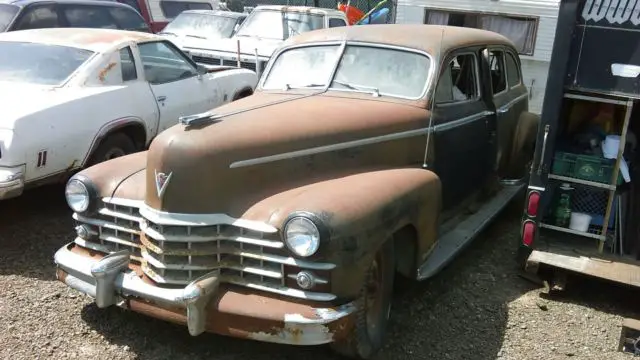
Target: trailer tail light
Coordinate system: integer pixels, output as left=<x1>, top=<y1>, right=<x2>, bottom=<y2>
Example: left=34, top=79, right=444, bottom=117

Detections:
left=522, top=221, right=536, bottom=247
left=526, top=191, right=541, bottom=217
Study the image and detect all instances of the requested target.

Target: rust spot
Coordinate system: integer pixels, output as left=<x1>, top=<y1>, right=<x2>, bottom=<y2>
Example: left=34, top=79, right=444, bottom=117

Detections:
left=98, top=62, right=117, bottom=82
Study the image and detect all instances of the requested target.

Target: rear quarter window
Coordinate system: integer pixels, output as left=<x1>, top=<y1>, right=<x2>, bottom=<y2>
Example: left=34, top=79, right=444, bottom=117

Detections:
left=109, top=6, right=149, bottom=31
left=506, top=51, right=522, bottom=88
left=61, top=5, right=118, bottom=29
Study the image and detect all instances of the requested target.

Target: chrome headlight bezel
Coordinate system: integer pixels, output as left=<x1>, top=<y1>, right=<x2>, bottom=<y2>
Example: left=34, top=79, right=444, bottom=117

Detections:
left=282, top=212, right=328, bottom=258
left=64, top=175, right=98, bottom=214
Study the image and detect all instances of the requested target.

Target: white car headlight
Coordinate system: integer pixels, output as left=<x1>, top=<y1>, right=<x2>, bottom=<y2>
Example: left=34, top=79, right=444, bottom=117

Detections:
left=65, top=179, right=90, bottom=213
left=284, top=217, right=321, bottom=257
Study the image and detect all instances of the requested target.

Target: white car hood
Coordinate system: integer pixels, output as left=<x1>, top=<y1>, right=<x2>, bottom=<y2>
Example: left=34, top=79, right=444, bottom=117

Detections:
left=185, top=36, right=282, bottom=58
left=0, top=82, right=106, bottom=129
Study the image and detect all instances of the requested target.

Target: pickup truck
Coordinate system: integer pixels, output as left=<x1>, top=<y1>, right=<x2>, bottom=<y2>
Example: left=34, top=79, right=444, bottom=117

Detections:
left=177, top=5, right=349, bottom=76
left=0, top=28, right=257, bottom=200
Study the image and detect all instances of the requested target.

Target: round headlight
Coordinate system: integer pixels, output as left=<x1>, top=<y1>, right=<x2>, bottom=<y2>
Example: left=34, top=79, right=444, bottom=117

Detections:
left=284, top=217, right=320, bottom=257
left=65, top=179, right=90, bottom=213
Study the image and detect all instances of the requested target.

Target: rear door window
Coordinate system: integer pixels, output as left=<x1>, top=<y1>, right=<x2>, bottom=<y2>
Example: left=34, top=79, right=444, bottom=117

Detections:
left=13, top=4, right=60, bottom=30
left=61, top=5, right=118, bottom=29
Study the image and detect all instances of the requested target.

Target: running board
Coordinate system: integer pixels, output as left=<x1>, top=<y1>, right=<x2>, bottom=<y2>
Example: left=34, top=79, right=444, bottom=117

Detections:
left=417, top=184, right=525, bottom=280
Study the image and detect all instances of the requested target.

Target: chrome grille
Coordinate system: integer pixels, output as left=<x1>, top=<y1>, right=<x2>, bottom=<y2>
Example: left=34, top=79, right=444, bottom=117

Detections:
left=72, top=198, right=336, bottom=301
left=191, top=54, right=264, bottom=73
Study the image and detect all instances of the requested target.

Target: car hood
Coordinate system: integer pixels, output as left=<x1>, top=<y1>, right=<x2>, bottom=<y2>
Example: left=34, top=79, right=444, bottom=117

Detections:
left=144, top=91, right=430, bottom=215
left=186, top=36, right=282, bottom=58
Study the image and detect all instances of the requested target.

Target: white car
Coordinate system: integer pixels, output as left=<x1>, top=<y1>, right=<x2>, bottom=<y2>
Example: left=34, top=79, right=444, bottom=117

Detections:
left=0, top=28, right=257, bottom=201
left=182, top=5, right=349, bottom=76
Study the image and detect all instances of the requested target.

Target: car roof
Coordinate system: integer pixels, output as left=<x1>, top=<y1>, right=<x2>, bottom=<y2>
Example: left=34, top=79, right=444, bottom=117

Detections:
left=180, top=9, right=246, bottom=18
left=252, top=5, right=344, bottom=16
left=285, top=24, right=515, bottom=55
left=1, top=0, right=127, bottom=7
left=0, top=27, right=160, bottom=52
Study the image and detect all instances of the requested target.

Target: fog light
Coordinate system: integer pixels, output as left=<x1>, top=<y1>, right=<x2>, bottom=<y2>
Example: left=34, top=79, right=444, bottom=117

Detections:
left=296, top=271, right=316, bottom=289
left=75, top=225, right=91, bottom=239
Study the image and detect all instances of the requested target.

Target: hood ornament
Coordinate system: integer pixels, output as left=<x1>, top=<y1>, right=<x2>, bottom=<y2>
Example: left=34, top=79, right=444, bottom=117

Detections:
left=154, top=170, right=173, bottom=198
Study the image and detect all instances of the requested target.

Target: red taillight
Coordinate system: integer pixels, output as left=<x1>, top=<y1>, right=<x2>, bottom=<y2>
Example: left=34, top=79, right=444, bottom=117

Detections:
left=522, top=221, right=536, bottom=247
left=526, top=191, right=541, bottom=217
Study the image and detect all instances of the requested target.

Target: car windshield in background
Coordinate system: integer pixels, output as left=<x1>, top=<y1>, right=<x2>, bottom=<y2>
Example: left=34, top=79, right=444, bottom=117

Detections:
left=235, top=10, right=324, bottom=40
left=0, top=42, right=94, bottom=85
left=162, top=13, right=238, bottom=39
left=262, top=45, right=431, bottom=99
left=0, top=4, right=19, bottom=31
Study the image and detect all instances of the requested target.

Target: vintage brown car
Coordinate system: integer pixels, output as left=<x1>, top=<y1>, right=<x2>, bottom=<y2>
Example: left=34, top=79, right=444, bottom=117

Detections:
left=54, top=24, right=538, bottom=358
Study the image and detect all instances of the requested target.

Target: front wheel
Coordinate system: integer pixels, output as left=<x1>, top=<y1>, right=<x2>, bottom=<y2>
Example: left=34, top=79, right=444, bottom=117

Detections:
left=330, top=240, right=395, bottom=359
left=87, top=133, right=136, bottom=167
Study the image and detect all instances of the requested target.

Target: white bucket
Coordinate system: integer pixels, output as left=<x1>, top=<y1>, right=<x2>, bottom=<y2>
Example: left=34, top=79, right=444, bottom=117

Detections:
left=569, top=212, right=592, bottom=232
left=603, top=135, right=621, bottom=159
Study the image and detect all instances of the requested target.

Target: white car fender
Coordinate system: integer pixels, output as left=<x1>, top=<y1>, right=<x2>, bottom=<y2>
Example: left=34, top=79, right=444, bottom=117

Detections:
left=11, top=86, right=152, bottom=183
left=207, top=68, right=258, bottom=103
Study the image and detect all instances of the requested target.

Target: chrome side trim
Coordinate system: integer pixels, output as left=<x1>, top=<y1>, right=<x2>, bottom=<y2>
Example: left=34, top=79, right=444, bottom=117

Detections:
left=230, top=110, right=493, bottom=169
left=432, top=111, right=494, bottom=133
left=230, top=127, right=429, bottom=168
left=497, top=93, right=528, bottom=114
left=101, top=197, right=279, bottom=234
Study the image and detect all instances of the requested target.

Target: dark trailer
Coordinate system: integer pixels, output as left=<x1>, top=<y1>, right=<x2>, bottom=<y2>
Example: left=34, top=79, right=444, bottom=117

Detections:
left=519, top=0, right=640, bottom=350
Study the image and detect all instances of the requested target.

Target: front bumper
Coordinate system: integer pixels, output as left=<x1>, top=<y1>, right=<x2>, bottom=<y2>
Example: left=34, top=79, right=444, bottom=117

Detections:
left=54, top=243, right=356, bottom=345
left=0, top=176, right=23, bottom=200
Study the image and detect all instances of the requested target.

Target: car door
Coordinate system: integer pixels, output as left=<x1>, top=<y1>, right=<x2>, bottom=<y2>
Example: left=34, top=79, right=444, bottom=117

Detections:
left=431, top=50, right=495, bottom=210
left=485, top=47, right=528, bottom=177
left=136, top=40, right=217, bottom=132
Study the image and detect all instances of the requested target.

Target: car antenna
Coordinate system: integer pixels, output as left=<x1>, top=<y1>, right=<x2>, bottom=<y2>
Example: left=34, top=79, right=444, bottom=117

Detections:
left=422, top=27, right=445, bottom=169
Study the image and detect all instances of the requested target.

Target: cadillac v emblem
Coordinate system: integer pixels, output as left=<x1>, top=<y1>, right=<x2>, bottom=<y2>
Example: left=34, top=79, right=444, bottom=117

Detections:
left=154, top=170, right=173, bottom=198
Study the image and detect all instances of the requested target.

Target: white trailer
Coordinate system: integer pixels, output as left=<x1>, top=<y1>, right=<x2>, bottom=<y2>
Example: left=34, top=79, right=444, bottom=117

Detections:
left=394, top=0, right=560, bottom=114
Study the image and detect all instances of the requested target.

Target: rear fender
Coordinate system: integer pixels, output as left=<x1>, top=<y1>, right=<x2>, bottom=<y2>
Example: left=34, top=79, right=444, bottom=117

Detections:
left=241, top=168, right=442, bottom=298
left=507, top=111, right=540, bottom=178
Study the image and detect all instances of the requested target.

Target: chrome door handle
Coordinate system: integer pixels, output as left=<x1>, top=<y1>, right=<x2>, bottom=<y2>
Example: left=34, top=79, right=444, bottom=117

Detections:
left=157, top=96, right=167, bottom=102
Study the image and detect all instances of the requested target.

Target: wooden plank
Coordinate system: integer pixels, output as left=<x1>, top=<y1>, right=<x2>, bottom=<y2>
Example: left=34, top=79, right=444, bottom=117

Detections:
left=526, top=247, right=640, bottom=288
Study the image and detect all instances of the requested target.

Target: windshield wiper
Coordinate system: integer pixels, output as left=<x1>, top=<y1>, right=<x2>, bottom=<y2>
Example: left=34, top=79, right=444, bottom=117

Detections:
left=159, top=31, right=177, bottom=36
left=332, top=80, right=380, bottom=97
left=283, top=83, right=325, bottom=90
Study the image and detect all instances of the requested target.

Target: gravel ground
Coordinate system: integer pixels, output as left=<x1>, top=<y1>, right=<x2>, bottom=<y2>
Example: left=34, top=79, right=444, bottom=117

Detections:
left=2, top=185, right=640, bottom=360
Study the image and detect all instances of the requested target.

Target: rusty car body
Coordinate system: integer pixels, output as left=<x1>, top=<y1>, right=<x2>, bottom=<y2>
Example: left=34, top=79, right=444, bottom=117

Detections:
left=54, top=24, right=538, bottom=358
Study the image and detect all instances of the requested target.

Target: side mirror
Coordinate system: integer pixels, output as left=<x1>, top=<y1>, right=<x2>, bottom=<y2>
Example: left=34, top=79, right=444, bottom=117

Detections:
left=196, top=64, right=208, bottom=75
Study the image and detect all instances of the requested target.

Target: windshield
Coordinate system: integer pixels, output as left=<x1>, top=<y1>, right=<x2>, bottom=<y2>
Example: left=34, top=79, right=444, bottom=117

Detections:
left=161, top=12, right=238, bottom=39
left=0, top=42, right=94, bottom=85
left=0, top=4, right=19, bottom=31
left=235, top=9, right=324, bottom=40
left=262, top=45, right=431, bottom=99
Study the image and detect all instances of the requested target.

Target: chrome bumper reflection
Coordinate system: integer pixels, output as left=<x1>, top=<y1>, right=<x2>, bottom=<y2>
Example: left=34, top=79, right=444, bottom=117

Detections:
left=54, top=243, right=352, bottom=341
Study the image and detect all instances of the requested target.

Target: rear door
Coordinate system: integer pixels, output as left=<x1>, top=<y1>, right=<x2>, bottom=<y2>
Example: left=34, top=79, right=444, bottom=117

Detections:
left=432, top=49, right=495, bottom=209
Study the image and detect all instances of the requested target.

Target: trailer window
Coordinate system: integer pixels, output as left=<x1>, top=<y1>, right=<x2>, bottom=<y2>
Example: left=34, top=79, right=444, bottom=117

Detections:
left=425, top=9, right=537, bottom=56
left=506, top=52, right=521, bottom=87
left=489, top=50, right=506, bottom=95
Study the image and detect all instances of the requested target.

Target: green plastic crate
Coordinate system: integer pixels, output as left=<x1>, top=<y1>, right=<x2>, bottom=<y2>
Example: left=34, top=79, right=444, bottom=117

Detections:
left=551, top=151, right=624, bottom=185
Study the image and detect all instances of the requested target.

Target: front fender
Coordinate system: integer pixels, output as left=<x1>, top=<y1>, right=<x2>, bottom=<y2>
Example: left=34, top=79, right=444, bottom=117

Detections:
left=210, top=68, right=258, bottom=102
left=241, top=168, right=442, bottom=298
